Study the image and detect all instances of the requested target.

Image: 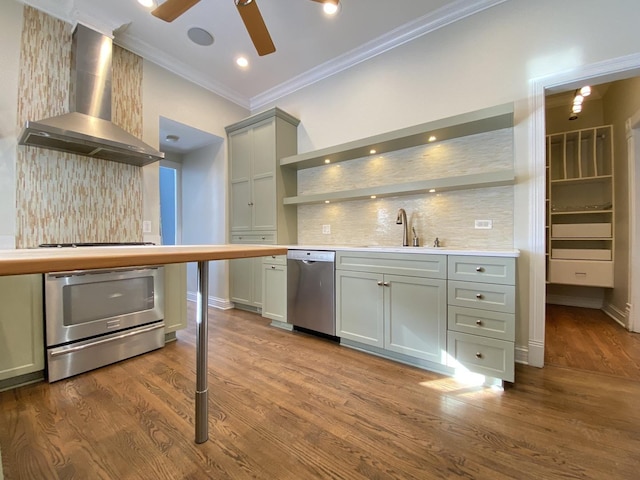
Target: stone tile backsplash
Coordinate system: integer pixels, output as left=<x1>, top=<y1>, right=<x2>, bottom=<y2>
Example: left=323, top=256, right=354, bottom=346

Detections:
left=297, top=128, right=514, bottom=249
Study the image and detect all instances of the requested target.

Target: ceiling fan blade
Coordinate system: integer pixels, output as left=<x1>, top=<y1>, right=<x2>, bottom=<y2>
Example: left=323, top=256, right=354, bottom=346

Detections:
left=236, top=0, right=276, bottom=56
left=152, top=0, right=201, bottom=22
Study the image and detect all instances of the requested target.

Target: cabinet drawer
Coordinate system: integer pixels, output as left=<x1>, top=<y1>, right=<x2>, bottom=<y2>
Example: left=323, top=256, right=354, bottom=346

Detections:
left=447, top=256, right=515, bottom=285
left=447, top=280, right=515, bottom=314
left=231, top=233, right=276, bottom=244
left=551, top=223, right=611, bottom=238
left=262, top=254, right=287, bottom=265
left=336, top=251, right=446, bottom=279
left=548, top=259, right=613, bottom=287
left=447, top=331, right=514, bottom=382
left=447, top=305, right=514, bottom=341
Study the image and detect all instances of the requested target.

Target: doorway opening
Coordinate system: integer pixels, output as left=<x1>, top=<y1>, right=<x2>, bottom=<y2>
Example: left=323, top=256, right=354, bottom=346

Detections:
left=529, top=52, right=640, bottom=372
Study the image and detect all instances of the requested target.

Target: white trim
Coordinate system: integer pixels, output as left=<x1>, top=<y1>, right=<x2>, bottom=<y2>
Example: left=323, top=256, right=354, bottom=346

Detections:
left=515, top=345, right=528, bottom=365
left=529, top=52, right=640, bottom=367
left=628, top=109, right=640, bottom=332
left=602, top=302, right=627, bottom=328
left=187, top=291, right=234, bottom=310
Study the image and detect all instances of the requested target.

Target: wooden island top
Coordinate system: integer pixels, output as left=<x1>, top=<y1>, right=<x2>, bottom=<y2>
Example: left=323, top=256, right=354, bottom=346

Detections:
left=0, top=244, right=288, bottom=276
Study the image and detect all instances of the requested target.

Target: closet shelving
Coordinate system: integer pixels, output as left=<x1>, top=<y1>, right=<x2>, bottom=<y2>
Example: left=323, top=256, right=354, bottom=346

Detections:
left=546, top=125, right=614, bottom=287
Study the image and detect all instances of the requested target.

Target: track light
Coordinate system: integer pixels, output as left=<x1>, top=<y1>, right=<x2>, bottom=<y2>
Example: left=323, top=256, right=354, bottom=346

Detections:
left=568, top=86, right=591, bottom=120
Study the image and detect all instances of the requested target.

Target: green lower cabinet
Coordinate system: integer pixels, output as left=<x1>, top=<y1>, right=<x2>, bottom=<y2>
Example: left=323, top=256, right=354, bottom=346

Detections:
left=262, top=256, right=287, bottom=323
left=384, top=275, right=447, bottom=364
left=336, top=270, right=385, bottom=348
left=337, top=270, right=447, bottom=364
left=164, top=263, right=187, bottom=335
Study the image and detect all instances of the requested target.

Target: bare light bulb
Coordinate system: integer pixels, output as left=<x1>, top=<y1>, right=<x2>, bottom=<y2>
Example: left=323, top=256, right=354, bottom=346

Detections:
left=580, top=86, right=591, bottom=97
left=323, top=1, right=339, bottom=15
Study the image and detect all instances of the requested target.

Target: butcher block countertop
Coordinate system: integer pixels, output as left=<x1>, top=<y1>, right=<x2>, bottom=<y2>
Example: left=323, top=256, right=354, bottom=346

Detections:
left=0, top=244, right=288, bottom=276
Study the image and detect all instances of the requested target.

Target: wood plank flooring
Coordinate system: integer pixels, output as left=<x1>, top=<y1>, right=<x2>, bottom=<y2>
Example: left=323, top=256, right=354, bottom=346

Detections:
left=2, top=306, right=640, bottom=479
left=545, top=303, right=640, bottom=380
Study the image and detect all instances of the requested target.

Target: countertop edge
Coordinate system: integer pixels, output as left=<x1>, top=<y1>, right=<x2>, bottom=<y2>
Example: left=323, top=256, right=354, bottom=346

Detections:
left=285, top=245, right=520, bottom=257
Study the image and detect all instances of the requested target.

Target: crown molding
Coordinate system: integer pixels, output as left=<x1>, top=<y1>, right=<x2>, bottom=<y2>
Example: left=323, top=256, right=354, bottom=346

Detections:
left=250, top=0, right=510, bottom=110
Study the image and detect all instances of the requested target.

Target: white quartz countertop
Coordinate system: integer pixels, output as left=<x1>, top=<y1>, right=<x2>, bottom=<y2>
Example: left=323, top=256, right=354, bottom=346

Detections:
left=286, top=245, right=519, bottom=257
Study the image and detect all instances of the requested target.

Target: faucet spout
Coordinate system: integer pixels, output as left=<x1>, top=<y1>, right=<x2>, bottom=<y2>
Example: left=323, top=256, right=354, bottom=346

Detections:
left=395, top=208, right=409, bottom=246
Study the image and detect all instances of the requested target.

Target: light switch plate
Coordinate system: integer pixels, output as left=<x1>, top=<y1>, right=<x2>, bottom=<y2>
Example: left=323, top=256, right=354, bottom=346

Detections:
left=474, top=219, right=493, bottom=229
left=143, top=220, right=152, bottom=233
left=322, top=224, right=331, bottom=234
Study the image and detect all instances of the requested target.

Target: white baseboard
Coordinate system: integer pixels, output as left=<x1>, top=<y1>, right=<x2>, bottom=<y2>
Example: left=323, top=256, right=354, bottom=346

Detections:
left=186, top=291, right=234, bottom=310
left=515, top=345, right=529, bottom=365
left=546, top=294, right=604, bottom=309
left=527, top=340, right=545, bottom=368
left=602, top=302, right=628, bottom=328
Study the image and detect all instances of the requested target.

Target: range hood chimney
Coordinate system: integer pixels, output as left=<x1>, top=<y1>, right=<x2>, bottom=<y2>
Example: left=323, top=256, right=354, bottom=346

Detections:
left=18, top=24, right=163, bottom=167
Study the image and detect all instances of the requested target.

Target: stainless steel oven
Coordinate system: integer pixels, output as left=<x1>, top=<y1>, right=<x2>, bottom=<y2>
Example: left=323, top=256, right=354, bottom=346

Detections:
left=44, top=265, right=165, bottom=382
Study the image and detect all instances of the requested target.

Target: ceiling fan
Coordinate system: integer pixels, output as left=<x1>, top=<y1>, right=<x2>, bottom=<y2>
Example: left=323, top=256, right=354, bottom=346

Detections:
left=151, top=0, right=340, bottom=57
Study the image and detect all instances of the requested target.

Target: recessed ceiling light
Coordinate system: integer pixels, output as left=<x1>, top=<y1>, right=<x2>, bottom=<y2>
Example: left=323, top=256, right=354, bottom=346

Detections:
left=428, top=136, right=437, bottom=142
left=324, top=159, right=330, bottom=164
left=369, top=149, right=376, bottom=154
left=236, top=56, right=249, bottom=68
left=323, top=1, right=340, bottom=15
left=138, top=0, right=156, bottom=8
left=187, top=27, right=214, bottom=46
left=165, top=134, right=180, bottom=143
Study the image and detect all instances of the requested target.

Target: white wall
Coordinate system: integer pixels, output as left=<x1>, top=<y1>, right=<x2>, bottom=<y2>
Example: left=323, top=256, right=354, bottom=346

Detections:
left=181, top=142, right=230, bottom=305
left=256, top=0, right=640, bottom=355
left=0, top=2, right=23, bottom=249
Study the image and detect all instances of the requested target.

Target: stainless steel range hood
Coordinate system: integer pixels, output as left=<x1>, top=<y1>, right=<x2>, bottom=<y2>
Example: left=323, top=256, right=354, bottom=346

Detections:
left=18, top=24, right=163, bottom=167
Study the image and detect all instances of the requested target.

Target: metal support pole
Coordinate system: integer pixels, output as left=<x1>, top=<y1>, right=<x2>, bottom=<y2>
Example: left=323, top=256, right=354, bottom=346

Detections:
left=195, top=260, right=209, bottom=444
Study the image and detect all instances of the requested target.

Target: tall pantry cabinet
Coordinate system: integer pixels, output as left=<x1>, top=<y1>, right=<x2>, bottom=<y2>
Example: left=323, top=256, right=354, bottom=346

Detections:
left=225, top=108, right=299, bottom=310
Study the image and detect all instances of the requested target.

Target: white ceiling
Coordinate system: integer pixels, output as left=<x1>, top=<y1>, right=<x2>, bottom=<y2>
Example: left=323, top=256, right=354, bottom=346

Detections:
left=23, top=0, right=509, bottom=110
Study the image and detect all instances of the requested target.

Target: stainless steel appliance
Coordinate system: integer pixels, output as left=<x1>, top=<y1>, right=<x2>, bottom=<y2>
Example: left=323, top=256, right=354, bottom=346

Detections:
left=41, top=243, right=165, bottom=382
left=287, top=250, right=336, bottom=336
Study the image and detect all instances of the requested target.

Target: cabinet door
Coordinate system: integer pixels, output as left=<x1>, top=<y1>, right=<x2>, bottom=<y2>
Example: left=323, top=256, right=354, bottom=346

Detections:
left=336, top=271, right=384, bottom=347
left=164, top=264, right=187, bottom=334
left=384, top=275, right=447, bottom=364
left=0, top=274, right=44, bottom=381
left=262, top=263, right=287, bottom=322
left=229, top=129, right=253, bottom=231
left=252, top=257, right=263, bottom=308
left=230, top=257, right=254, bottom=305
left=251, top=120, right=276, bottom=230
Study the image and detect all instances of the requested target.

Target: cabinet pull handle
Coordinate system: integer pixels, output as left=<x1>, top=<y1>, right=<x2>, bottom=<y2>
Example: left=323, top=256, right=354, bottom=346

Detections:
left=383, top=282, right=390, bottom=287
left=377, top=281, right=383, bottom=286
left=271, top=266, right=276, bottom=269
left=475, top=319, right=483, bottom=326
left=476, top=293, right=484, bottom=299
left=248, top=202, right=254, bottom=206
left=261, top=237, right=266, bottom=240
left=476, top=266, right=485, bottom=272
left=475, top=352, right=483, bottom=359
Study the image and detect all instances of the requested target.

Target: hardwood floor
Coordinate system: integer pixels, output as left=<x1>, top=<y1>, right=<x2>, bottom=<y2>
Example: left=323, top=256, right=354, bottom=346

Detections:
left=2, top=307, right=640, bottom=479
left=545, top=303, right=640, bottom=380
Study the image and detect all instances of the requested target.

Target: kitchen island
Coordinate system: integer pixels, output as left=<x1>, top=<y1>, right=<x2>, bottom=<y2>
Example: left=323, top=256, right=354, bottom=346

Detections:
left=0, top=244, right=288, bottom=444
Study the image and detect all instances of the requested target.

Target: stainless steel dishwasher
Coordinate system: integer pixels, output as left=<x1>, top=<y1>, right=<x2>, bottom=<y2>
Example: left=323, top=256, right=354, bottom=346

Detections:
left=287, top=250, right=336, bottom=336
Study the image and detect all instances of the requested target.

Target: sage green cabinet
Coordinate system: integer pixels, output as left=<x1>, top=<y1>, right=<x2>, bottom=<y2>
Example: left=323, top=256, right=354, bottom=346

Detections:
left=164, top=263, right=187, bottom=335
left=0, top=274, right=44, bottom=383
left=226, top=108, right=299, bottom=310
left=261, top=255, right=288, bottom=325
left=336, top=251, right=447, bottom=365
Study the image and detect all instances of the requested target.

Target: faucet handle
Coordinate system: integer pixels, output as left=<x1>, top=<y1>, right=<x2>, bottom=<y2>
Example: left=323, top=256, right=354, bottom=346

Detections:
left=433, top=237, right=440, bottom=248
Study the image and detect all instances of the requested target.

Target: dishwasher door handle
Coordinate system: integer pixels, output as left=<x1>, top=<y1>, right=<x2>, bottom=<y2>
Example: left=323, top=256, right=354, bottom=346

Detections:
left=302, top=260, right=316, bottom=265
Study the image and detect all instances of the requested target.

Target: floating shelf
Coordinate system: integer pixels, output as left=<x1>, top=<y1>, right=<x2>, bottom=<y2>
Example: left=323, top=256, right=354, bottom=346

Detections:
left=283, top=169, right=515, bottom=206
left=280, top=103, right=514, bottom=170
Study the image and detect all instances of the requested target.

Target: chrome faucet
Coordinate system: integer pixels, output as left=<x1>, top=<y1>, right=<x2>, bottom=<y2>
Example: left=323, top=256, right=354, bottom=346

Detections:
left=396, top=208, right=409, bottom=246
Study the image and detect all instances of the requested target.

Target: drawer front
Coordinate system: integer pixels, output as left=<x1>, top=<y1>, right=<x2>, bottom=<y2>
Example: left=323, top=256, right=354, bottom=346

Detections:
left=447, top=305, right=515, bottom=341
left=231, top=233, right=276, bottom=245
left=548, top=259, right=613, bottom=288
left=447, top=256, right=515, bottom=285
left=447, top=331, right=514, bottom=382
left=336, top=251, right=446, bottom=279
left=262, top=254, right=287, bottom=265
left=447, top=280, right=515, bottom=314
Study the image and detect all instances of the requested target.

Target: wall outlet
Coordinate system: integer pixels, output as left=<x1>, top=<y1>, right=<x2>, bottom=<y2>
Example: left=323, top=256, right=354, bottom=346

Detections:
left=474, top=219, right=493, bottom=229
left=322, top=224, right=331, bottom=235
left=143, top=220, right=152, bottom=233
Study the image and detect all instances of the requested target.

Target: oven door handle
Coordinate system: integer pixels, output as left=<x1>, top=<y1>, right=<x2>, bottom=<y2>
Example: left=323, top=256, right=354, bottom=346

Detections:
left=49, top=323, right=165, bottom=357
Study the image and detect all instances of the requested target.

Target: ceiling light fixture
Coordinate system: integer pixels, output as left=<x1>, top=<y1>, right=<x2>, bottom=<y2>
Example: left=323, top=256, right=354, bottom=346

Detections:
left=138, top=0, right=156, bottom=8
left=370, top=195, right=377, bottom=199
left=323, top=0, right=340, bottom=15
left=428, top=135, right=437, bottom=142
left=236, top=56, right=249, bottom=68
left=324, top=159, right=330, bottom=164
left=165, top=134, right=180, bottom=143
left=324, top=200, right=330, bottom=204
left=369, top=149, right=376, bottom=154
left=429, top=188, right=436, bottom=193
left=568, top=86, right=591, bottom=120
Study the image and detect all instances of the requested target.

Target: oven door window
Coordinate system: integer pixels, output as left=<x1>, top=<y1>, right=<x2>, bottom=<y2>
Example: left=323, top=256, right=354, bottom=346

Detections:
left=62, top=276, right=155, bottom=325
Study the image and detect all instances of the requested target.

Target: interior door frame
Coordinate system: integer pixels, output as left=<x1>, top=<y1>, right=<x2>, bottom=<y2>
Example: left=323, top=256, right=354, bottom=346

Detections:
left=528, top=52, right=640, bottom=367
left=627, top=108, right=640, bottom=333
